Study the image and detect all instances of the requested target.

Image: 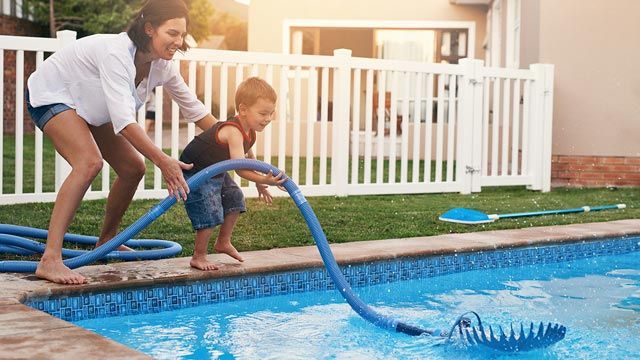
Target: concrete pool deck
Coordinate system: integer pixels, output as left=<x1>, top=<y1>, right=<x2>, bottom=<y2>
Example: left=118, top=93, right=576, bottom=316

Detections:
left=1, top=219, right=639, bottom=359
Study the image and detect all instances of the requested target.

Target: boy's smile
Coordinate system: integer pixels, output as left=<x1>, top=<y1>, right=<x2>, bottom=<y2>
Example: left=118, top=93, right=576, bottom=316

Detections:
left=240, top=98, right=276, bottom=132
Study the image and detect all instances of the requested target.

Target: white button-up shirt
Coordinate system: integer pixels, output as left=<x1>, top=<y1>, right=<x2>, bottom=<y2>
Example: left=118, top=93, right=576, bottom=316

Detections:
left=27, top=32, right=207, bottom=134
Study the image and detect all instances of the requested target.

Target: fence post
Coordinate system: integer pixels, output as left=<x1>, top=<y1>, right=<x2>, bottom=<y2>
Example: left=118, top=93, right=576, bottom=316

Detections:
left=540, top=64, right=554, bottom=192
left=54, top=30, right=77, bottom=192
left=332, top=49, right=352, bottom=196
left=457, top=58, right=484, bottom=194
left=527, top=64, right=554, bottom=192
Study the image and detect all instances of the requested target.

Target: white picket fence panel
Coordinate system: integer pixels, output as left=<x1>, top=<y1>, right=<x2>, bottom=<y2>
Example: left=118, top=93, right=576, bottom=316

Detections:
left=0, top=31, right=554, bottom=205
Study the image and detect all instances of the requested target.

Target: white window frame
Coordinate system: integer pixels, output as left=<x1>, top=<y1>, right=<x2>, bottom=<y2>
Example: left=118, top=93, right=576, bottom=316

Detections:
left=2, top=0, right=12, bottom=16
left=490, top=0, right=502, bottom=67
left=281, top=19, right=476, bottom=59
left=505, top=0, right=521, bottom=68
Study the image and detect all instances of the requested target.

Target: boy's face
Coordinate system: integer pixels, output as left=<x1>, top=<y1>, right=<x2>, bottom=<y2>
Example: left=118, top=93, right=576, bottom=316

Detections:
left=239, top=98, right=276, bottom=132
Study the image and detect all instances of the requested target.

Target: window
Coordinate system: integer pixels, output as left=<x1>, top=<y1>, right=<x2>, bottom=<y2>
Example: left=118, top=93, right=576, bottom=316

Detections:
left=490, top=0, right=502, bottom=67
left=506, top=0, right=521, bottom=68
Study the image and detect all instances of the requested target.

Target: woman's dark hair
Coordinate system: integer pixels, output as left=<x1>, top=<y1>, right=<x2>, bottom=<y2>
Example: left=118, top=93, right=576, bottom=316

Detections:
left=127, top=0, right=191, bottom=53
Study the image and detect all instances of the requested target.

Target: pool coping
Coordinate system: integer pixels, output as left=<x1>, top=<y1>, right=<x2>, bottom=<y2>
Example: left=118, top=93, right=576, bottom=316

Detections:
left=1, top=219, right=639, bottom=359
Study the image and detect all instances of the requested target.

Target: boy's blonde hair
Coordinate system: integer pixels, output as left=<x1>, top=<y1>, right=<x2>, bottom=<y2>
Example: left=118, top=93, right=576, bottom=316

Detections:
left=235, top=77, right=277, bottom=112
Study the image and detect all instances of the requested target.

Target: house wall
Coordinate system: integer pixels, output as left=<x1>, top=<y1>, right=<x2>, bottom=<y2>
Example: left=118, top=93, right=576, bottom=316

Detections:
left=515, top=0, right=639, bottom=186
left=537, top=0, right=639, bottom=158
left=248, top=0, right=487, bottom=58
left=519, top=0, right=539, bottom=69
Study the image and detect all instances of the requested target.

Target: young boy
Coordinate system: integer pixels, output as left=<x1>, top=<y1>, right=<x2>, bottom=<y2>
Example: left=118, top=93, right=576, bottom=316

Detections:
left=179, top=77, right=286, bottom=271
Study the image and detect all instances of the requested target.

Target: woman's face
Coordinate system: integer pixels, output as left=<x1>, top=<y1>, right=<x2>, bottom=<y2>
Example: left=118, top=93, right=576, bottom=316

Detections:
left=145, top=17, right=187, bottom=60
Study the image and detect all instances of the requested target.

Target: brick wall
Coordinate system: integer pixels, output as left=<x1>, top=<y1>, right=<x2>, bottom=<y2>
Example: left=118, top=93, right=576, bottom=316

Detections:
left=552, top=155, right=640, bottom=187
left=1, top=15, right=47, bottom=134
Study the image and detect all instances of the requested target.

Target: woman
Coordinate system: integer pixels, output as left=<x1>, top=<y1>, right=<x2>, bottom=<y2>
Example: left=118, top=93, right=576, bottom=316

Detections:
left=25, top=0, right=216, bottom=284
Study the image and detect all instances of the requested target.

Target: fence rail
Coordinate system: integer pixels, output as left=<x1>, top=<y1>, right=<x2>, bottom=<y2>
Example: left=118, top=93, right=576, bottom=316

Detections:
left=0, top=31, right=554, bottom=205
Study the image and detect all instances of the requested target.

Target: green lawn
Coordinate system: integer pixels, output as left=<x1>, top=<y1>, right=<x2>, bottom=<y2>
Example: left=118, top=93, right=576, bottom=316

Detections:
left=1, top=134, right=638, bottom=261
left=2, top=135, right=448, bottom=192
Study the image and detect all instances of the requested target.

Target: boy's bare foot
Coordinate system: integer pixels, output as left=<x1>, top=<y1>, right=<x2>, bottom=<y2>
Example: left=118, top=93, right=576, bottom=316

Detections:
left=214, top=243, right=244, bottom=262
left=190, top=256, right=219, bottom=271
left=35, top=258, right=87, bottom=285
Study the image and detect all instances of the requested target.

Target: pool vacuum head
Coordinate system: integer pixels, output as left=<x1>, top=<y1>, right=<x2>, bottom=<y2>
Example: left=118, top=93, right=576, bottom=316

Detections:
left=447, top=311, right=567, bottom=352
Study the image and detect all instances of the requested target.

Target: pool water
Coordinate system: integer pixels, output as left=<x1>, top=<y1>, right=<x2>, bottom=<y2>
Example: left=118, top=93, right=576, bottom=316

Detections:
left=76, top=251, right=640, bottom=359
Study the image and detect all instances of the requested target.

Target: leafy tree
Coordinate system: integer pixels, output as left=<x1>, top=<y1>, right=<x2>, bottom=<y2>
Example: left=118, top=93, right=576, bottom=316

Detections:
left=186, top=0, right=214, bottom=43
left=31, top=0, right=135, bottom=37
left=210, top=12, right=247, bottom=51
left=30, top=0, right=212, bottom=42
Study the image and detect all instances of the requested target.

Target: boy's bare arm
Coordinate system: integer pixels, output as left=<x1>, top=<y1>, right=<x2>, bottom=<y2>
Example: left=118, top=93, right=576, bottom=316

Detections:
left=219, top=126, right=286, bottom=186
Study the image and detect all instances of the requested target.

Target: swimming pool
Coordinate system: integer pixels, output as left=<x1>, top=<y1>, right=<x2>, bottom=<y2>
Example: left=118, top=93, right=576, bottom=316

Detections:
left=28, top=237, right=640, bottom=359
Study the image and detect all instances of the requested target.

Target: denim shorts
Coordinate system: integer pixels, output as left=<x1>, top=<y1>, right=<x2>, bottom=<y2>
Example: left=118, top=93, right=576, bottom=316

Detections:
left=183, top=172, right=246, bottom=230
left=25, top=89, right=72, bottom=130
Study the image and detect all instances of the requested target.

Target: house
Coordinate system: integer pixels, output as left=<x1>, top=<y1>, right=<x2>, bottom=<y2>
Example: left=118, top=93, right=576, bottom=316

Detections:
left=246, top=0, right=639, bottom=187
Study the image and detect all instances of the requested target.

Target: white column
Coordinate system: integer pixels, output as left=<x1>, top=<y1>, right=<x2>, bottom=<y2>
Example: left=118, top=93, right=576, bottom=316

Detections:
left=2, top=0, right=11, bottom=16
left=527, top=63, right=554, bottom=192
left=457, top=58, right=484, bottom=194
left=540, top=64, right=554, bottom=192
left=292, top=30, right=303, bottom=54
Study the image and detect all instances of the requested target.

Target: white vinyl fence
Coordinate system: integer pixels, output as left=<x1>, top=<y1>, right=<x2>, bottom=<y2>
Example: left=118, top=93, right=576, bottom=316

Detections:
left=0, top=31, right=554, bottom=205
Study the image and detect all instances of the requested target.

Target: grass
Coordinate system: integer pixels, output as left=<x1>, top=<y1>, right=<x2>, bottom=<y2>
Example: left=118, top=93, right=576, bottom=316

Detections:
left=2, top=135, right=449, bottom=193
left=1, top=134, right=638, bottom=261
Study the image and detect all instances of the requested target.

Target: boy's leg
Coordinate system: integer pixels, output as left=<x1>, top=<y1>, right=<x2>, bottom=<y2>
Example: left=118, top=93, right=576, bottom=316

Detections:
left=214, top=173, right=245, bottom=262
left=190, top=228, right=218, bottom=271
left=214, top=211, right=244, bottom=262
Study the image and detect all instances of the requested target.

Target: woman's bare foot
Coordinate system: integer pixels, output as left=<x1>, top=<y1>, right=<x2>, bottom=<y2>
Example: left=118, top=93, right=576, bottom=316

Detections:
left=95, top=239, right=134, bottom=252
left=214, top=242, right=244, bottom=262
left=190, top=256, right=219, bottom=271
left=35, top=257, right=87, bottom=285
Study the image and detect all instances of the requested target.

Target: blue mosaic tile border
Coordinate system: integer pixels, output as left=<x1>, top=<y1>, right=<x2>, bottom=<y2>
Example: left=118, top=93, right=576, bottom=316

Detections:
left=26, top=236, right=640, bottom=322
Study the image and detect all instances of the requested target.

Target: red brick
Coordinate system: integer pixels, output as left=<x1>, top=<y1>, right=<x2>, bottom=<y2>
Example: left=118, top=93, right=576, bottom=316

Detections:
left=557, top=156, right=581, bottom=164
left=557, top=171, right=576, bottom=179
left=551, top=163, right=571, bottom=171
left=624, top=157, right=640, bottom=164
left=609, top=179, right=640, bottom=186
left=580, top=172, right=605, bottom=180
left=575, top=156, right=598, bottom=164
left=598, top=157, right=626, bottom=164
left=607, top=165, right=640, bottom=172
left=602, top=173, right=623, bottom=180
left=566, top=164, right=601, bottom=171
left=621, top=172, right=640, bottom=180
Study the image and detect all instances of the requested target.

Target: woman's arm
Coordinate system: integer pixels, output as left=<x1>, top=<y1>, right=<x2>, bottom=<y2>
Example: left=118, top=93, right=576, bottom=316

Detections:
left=195, top=113, right=217, bottom=131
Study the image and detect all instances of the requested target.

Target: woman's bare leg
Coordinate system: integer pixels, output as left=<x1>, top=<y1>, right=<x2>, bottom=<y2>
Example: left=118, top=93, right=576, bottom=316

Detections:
left=89, top=123, right=146, bottom=250
left=214, top=212, right=244, bottom=262
left=36, top=110, right=104, bottom=285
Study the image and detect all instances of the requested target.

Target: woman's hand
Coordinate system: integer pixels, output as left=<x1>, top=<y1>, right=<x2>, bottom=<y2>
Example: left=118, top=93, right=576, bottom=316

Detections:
left=158, top=155, right=193, bottom=201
